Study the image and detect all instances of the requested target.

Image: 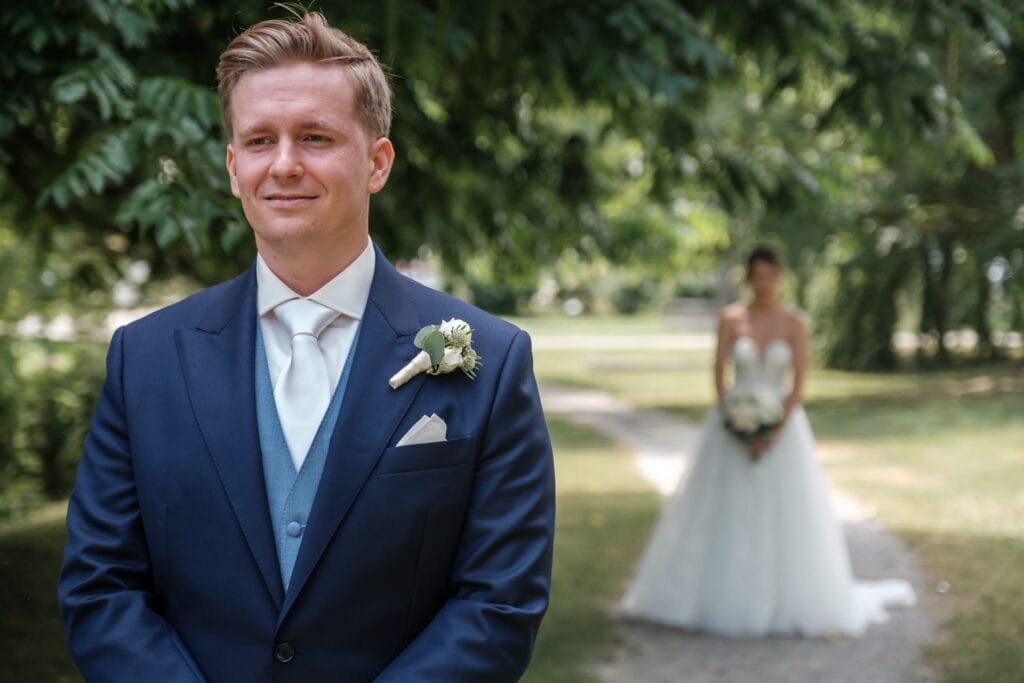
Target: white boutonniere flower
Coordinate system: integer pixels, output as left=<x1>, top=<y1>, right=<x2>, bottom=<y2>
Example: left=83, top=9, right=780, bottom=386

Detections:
left=388, top=318, right=482, bottom=389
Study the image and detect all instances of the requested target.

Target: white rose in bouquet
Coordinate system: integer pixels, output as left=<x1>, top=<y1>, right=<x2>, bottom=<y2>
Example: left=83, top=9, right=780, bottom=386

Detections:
left=723, top=385, right=784, bottom=460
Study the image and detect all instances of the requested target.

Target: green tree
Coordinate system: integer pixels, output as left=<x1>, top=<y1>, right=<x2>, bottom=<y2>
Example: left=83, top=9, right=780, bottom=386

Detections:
left=6, top=0, right=1008, bottom=290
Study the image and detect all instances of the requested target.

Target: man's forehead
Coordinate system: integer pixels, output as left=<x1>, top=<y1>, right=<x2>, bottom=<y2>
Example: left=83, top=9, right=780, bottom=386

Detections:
left=235, top=59, right=356, bottom=90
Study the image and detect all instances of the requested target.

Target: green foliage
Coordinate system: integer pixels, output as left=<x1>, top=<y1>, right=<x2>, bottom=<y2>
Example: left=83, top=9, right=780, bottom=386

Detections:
left=821, top=237, right=913, bottom=371
left=464, top=278, right=536, bottom=316
left=0, top=340, right=105, bottom=520
left=4, top=0, right=1008, bottom=296
left=1, top=0, right=250, bottom=289
left=0, top=340, right=17, bottom=491
left=414, top=326, right=445, bottom=367
left=739, top=2, right=1024, bottom=368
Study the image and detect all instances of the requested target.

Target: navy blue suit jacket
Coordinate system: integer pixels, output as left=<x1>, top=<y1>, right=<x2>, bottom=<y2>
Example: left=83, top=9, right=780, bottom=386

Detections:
left=58, top=248, right=555, bottom=681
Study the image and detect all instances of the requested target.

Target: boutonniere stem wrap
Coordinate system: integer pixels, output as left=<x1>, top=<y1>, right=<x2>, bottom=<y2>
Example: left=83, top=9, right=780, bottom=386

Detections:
left=389, top=319, right=482, bottom=390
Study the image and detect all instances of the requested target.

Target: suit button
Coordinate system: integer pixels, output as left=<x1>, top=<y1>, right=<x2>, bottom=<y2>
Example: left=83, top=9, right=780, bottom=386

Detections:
left=286, top=521, right=303, bottom=537
left=274, top=642, right=295, bottom=663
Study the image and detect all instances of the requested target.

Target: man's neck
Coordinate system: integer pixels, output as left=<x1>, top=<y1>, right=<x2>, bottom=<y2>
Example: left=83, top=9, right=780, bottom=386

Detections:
left=257, top=237, right=370, bottom=296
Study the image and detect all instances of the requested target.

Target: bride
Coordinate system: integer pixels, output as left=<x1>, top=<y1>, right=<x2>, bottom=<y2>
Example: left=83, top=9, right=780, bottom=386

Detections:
left=622, top=245, right=916, bottom=637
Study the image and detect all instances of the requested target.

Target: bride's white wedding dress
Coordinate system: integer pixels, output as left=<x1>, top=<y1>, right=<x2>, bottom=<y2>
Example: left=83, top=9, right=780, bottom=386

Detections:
left=622, top=337, right=916, bottom=637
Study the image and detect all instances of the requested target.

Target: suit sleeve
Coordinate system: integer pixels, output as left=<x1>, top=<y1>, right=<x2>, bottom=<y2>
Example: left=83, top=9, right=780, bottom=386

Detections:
left=58, top=327, right=206, bottom=682
left=375, top=329, right=556, bottom=682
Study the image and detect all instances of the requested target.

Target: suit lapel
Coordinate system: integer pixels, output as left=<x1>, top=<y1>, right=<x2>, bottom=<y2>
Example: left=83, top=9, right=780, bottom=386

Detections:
left=281, top=249, right=424, bottom=619
left=176, top=266, right=284, bottom=608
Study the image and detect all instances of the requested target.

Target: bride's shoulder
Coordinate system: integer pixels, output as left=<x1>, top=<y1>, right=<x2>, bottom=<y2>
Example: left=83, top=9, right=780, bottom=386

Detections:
left=781, top=307, right=809, bottom=332
left=719, top=303, right=746, bottom=323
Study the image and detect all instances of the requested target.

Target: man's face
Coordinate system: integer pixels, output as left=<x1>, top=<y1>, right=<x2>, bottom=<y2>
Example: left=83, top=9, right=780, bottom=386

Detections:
left=225, top=61, right=393, bottom=256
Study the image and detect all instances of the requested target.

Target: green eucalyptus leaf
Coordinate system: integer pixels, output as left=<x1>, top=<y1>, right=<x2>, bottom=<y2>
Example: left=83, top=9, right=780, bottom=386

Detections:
left=421, top=330, right=446, bottom=367
left=414, top=325, right=439, bottom=349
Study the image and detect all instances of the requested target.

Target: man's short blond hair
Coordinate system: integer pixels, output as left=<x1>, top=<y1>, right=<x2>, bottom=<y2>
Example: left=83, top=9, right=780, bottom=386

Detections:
left=216, top=11, right=391, bottom=140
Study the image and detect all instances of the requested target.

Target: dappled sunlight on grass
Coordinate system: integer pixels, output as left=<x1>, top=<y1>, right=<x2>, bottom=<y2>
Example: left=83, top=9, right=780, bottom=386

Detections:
left=523, top=418, right=659, bottom=683
left=534, top=348, right=715, bottom=420
left=510, top=313, right=682, bottom=337
left=813, top=390, right=1024, bottom=544
left=548, top=420, right=654, bottom=495
left=900, top=530, right=1024, bottom=682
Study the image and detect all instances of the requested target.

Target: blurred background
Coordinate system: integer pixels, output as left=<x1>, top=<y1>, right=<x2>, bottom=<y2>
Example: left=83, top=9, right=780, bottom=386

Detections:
left=1, top=1, right=1022, bottom=681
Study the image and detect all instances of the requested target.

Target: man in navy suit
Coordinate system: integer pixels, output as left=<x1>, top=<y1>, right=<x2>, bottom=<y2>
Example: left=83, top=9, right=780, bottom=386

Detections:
left=58, top=11, right=555, bottom=682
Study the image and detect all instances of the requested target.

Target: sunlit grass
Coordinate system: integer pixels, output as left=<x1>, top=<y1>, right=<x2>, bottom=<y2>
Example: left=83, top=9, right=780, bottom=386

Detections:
left=533, top=348, right=715, bottom=419
left=523, top=419, right=659, bottom=682
left=811, top=391, right=1024, bottom=682
left=509, top=312, right=684, bottom=337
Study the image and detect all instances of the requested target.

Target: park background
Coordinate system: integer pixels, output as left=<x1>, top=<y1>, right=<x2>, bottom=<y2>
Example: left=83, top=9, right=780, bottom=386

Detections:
left=0, top=1, right=1022, bottom=681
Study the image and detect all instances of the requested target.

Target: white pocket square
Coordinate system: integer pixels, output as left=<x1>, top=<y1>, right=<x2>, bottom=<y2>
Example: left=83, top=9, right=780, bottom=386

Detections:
left=396, top=413, right=447, bottom=447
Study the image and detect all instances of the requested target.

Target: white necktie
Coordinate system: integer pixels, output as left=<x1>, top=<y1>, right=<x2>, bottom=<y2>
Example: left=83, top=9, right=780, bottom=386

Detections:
left=273, top=298, right=339, bottom=471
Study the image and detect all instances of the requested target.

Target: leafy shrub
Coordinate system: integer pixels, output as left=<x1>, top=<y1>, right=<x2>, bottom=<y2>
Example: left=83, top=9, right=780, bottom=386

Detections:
left=0, top=339, right=105, bottom=521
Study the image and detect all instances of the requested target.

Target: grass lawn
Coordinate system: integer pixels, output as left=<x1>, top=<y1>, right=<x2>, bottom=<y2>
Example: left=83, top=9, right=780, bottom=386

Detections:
left=522, top=419, right=659, bottom=682
left=508, top=312, right=686, bottom=337
left=526, top=322, right=1024, bottom=683
left=812, top=388, right=1024, bottom=682
left=0, top=503, right=81, bottom=682
left=0, top=423, right=649, bottom=683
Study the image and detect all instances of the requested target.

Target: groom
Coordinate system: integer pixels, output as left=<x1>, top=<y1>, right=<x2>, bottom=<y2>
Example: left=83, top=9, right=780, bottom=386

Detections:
left=58, top=11, right=555, bottom=682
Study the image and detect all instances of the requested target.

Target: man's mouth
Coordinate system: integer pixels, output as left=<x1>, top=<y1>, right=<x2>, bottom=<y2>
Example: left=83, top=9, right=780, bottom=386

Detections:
left=264, top=194, right=317, bottom=207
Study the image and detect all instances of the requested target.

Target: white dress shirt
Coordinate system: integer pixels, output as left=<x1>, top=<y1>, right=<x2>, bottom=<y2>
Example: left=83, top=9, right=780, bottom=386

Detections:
left=256, top=240, right=375, bottom=397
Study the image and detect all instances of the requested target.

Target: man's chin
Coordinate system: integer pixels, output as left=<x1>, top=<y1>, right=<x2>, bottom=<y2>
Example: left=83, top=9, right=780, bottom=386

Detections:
left=253, top=222, right=322, bottom=246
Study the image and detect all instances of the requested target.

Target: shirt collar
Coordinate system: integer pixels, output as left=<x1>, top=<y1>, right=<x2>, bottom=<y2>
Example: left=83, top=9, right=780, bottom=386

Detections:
left=256, top=239, right=376, bottom=320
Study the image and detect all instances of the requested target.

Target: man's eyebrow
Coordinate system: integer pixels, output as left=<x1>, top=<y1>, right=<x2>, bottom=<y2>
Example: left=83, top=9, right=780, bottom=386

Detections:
left=235, top=123, right=271, bottom=140
left=236, top=120, right=342, bottom=139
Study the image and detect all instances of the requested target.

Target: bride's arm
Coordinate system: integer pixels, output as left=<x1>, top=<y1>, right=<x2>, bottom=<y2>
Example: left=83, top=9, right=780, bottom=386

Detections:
left=714, top=307, right=736, bottom=406
left=785, top=312, right=809, bottom=416
left=765, top=312, right=808, bottom=452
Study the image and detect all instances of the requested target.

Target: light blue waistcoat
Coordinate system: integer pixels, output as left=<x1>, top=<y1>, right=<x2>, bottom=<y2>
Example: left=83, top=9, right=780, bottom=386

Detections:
left=255, top=325, right=357, bottom=589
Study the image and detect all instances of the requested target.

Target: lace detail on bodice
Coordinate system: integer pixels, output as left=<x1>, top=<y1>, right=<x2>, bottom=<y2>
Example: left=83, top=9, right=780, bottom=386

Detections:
left=731, top=336, right=791, bottom=395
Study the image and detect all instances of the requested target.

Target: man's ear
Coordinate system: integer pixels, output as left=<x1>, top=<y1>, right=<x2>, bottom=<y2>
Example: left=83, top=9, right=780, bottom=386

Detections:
left=226, top=144, right=241, bottom=198
left=367, top=137, right=395, bottom=195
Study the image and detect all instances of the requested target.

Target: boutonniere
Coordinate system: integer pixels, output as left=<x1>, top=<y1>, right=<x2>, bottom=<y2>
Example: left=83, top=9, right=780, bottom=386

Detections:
left=388, top=318, right=482, bottom=389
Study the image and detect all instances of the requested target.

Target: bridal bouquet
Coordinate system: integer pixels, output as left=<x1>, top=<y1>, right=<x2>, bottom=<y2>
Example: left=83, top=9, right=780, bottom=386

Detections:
left=722, top=385, right=784, bottom=460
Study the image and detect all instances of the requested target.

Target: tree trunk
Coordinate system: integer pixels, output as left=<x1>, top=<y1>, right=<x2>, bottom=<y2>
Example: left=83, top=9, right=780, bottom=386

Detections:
left=973, top=254, right=993, bottom=358
left=935, top=237, right=953, bottom=363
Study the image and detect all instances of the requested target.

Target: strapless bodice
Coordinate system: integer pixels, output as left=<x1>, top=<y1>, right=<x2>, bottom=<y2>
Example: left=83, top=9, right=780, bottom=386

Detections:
left=731, top=336, right=791, bottom=394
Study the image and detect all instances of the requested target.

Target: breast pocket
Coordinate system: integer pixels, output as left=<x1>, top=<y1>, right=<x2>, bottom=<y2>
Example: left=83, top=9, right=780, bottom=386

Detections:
left=376, top=434, right=476, bottom=475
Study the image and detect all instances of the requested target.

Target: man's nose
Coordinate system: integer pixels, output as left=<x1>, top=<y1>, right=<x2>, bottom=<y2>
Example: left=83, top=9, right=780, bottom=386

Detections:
left=269, top=140, right=303, bottom=178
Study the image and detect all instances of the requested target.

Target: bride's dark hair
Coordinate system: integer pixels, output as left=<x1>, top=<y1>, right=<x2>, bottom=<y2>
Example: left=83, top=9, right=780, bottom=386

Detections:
left=746, top=245, right=783, bottom=280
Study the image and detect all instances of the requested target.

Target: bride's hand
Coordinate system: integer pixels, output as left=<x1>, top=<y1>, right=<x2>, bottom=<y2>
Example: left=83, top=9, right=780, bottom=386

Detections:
left=751, top=427, right=784, bottom=460
left=783, top=394, right=800, bottom=417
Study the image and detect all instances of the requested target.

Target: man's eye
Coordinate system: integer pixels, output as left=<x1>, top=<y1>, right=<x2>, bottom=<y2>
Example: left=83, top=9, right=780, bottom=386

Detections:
left=247, top=137, right=270, bottom=146
left=306, top=134, right=330, bottom=143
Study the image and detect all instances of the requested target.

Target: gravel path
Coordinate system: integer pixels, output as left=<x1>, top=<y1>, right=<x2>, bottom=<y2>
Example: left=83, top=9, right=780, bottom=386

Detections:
left=540, top=383, right=946, bottom=683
